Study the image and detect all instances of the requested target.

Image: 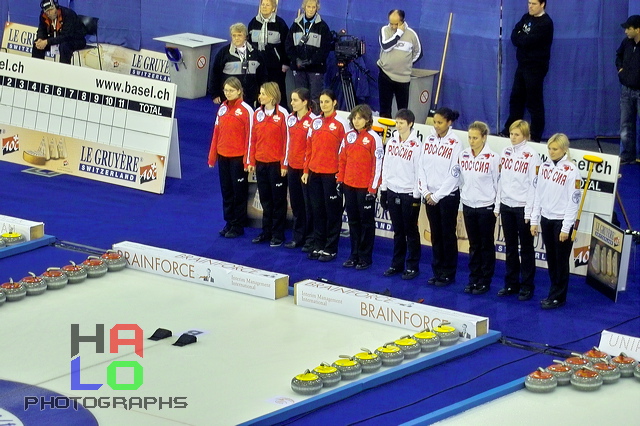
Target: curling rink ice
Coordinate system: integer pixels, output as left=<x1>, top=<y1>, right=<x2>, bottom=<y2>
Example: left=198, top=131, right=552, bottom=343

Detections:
left=2, top=261, right=639, bottom=425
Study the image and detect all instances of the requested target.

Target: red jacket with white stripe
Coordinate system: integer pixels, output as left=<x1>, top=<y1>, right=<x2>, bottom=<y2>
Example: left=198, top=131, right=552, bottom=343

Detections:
left=284, top=110, right=317, bottom=169
left=208, top=98, right=253, bottom=166
left=303, top=111, right=348, bottom=175
left=248, top=104, right=289, bottom=169
left=337, top=128, right=384, bottom=193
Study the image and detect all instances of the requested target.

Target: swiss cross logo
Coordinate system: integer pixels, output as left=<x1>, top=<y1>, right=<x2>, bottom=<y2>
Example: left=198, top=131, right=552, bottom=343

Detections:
left=2, top=135, right=19, bottom=155
left=140, top=163, right=157, bottom=184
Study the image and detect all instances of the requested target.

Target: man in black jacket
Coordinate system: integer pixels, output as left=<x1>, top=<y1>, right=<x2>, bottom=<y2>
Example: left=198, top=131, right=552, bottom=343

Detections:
left=32, top=0, right=86, bottom=65
left=617, top=15, right=640, bottom=165
left=501, top=0, right=553, bottom=142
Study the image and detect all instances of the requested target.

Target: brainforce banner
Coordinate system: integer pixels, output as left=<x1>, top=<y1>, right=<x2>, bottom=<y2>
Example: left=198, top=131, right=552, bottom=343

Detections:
left=336, top=112, right=621, bottom=277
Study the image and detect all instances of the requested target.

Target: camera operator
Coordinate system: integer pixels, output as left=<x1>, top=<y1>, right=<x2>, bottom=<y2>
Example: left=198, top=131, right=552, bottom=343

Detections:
left=377, top=9, right=422, bottom=118
left=285, top=0, right=332, bottom=104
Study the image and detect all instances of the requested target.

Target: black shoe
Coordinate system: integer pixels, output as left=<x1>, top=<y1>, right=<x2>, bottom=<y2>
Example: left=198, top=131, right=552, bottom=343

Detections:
left=270, top=238, right=283, bottom=247
left=541, top=298, right=565, bottom=310
left=318, top=251, right=337, bottom=262
left=224, top=228, right=244, bottom=238
left=518, top=289, right=534, bottom=301
left=401, top=269, right=419, bottom=280
left=384, top=267, right=401, bottom=277
left=464, top=283, right=476, bottom=293
left=343, top=259, right=357, bottom=268
left=497, top=287, right=519, bottom=297
left=307, top=250, right=321, bottom=260
left=472, top=284, right=490, bottom=295
left=252, top=233, right=270, bottom=244
left=219, top=225, right=231, bottom=236
left=434, top=277, right=454, bottom=287
left=301, top=244, right=314, bottom=253
left=284, top=240, right=301, bottom=249
left=427, top=276, right=439, bottom=285
left=355, top=261, right=372, bottom=270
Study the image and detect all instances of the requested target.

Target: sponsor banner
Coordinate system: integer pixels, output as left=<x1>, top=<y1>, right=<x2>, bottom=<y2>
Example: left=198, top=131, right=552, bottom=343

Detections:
left=598, top=330, right=640, bottom=360
left=336, top=112, right=619, bottom=277
left=2, top=22, right=171, bottom=82
left=586, top=215, right=633, bottom=300
left=113, top=241, right=289, bottom=300
left=294, top=279, right=489, bottom=338
left=0, top=124, right=167, bottom=193
left=0, top=214, right=44, bottom=241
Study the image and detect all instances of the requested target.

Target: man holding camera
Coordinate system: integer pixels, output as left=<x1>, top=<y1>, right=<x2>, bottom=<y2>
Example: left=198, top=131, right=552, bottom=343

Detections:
left=377, top=9, right=422, bottom=119
left=285, top=0, right=332, bottom=103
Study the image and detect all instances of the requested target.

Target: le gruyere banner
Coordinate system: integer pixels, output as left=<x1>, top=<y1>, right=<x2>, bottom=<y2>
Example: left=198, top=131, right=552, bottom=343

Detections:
left=113, top=241, right=289, bottom=300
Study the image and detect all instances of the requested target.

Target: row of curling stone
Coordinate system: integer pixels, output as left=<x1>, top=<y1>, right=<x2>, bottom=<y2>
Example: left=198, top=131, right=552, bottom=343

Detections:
left=291, top=323, right=460, bottom=395
left=525, top=346, right=640, bottom=393
left=0, top=250, right=126, bottom=306
left=0, top=232, right=26, bottom=248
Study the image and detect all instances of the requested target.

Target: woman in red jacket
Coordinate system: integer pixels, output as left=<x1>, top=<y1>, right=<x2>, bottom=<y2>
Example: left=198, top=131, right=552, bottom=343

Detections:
left=302, top=89, right=348, bottom=261
left=284, top=87, right=317, bottom=251
left=337, top=104, right=384, bottom=270
left=247, top=82, right=289, bottom=246
left=208, top=77, right=254, bottom=238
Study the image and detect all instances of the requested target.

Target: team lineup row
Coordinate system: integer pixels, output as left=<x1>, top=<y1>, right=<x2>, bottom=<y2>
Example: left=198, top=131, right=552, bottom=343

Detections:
left=208, top=76, right=582, bottom=310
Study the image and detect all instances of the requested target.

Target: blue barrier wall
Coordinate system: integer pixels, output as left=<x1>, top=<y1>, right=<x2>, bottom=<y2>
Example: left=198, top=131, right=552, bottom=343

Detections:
left=0, top=0, right=630, bottom=139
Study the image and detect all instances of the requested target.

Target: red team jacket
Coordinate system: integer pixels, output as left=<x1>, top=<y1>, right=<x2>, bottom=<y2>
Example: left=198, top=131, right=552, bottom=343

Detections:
left=247, top=104, right=289, bottom=170
left=208, top=98, right=254, bottom=166
left=285, top=110, right=317, bottom=170
left=303, top=111, right=348, bottom=175
left=337, top=128, right=384, bottom=193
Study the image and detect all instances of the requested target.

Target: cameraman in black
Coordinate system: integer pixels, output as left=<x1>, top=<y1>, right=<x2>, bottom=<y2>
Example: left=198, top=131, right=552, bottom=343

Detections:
left=285, top=0, right=332, bottom=103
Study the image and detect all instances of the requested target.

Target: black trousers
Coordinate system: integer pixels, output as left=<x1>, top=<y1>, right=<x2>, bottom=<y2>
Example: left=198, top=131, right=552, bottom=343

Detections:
left=463, top=204, right=497, bottom=286
left=256, top=161, right=288, bottom=240
left=502, top=65, right=549, bottom=142
left=308, top=172, right=343, bottom=255
left=387, top=190, right=421, bottom=271
left=217, top=155, right=248, bottom=231
left=425, top=190, right=460, bottom=280
left=500, top=204, right=536, bottom=291
left=344, top=185, right=376, bottom=264
left=540, top=217, right=573, bottom=302
left=287, top=167, right=313, bottom=246
left=32, top=38, right=86, bottom=64
left=378, top=67, right=410, bottom=119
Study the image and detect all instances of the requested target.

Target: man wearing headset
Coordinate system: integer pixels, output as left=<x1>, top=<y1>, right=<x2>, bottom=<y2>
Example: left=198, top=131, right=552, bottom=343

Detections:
left=32, top=0, right=86, bottom=65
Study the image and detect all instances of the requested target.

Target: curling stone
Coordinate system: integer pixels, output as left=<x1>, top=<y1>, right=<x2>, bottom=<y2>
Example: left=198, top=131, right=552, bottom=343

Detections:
left=571, top=367, right=603, bottom=391
left=82, top=256, right=108, bottom=278
left=0, top=288, right=5, bottom=306
left=19, top=272, right=47, bottom=296
left=291, top=369, right=323, bottom=395
left=0, top=278, right=27, bottom=302
left=375, top=343, right=404, bottom=366
left=546, top=360, right=573, bottom=385
left=312, top=363, right=342, bottom=387
left=393, top=335, right=421, bottom=359
left=0, top=237, right=6, bottom=248
left=331, top=356, right=362, bottom=380
left=433, top=322, right=459, bottom=346
left=62, top=261, right=88, bottom=284
left=524, top=368, right=558, bottom=393
left=610, top=353, right=637, bottom=378
left=634, top=363, right=640, bottom=381
left=1, top=232, right=25, bottom=246
left=353, top=348, right=382, bottom=373
left=592, top=361, right=620, bottom=384
left=413, top=328, right=441, bottom=352
left=565, top=353, right=591, bottom=371
left=583, top=346, right=611, bottom=364
left=40, top=267, right=69, bottom=290
left=100, top=250, right=127, bottom=272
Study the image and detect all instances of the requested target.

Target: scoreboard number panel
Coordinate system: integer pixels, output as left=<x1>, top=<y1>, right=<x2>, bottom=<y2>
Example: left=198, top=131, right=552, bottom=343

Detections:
left=0, top=52, right=177, bottom=193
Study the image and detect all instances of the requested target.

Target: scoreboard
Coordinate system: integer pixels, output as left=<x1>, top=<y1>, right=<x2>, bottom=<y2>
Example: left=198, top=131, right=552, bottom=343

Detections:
left=0, top=52, right=177, bottom=193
